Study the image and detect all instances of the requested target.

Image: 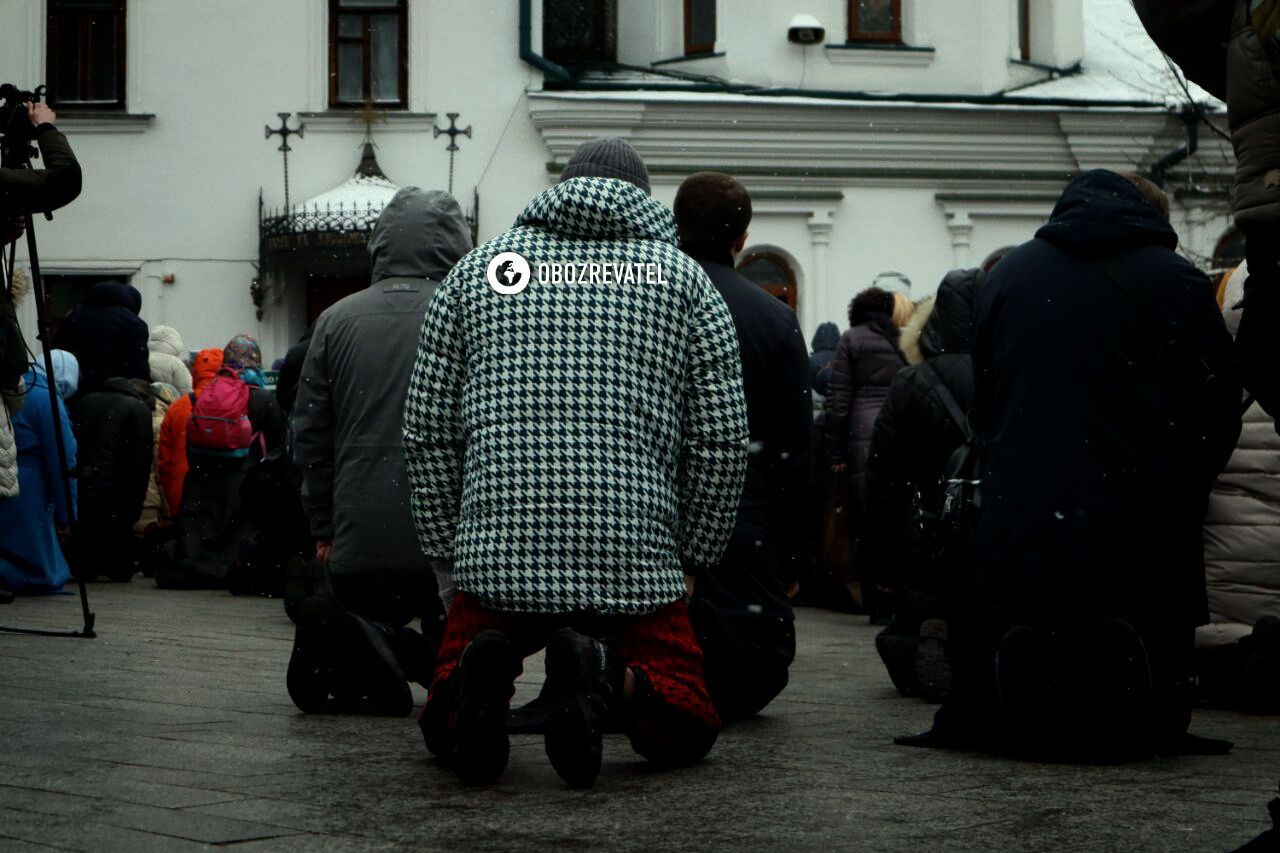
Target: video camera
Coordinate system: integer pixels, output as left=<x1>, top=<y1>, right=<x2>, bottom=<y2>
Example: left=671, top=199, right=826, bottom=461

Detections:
left=0, top=83, right=47, bottom=169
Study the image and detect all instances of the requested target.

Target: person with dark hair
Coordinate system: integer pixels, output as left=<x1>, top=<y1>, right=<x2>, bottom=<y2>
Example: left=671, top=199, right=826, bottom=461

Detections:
left=825, top=286, right=908, bottom=616
left=918, top=169, right=1241, bottom=759
left=406, top=138, right=746, bottom=787
left=52, top=281, right=150, bottom=401
left=288, top=187, right=474, bottom=717
left=68, top=374, right=154, bottom=582
left=672, top=171, right=810, bottom=720
left=862, top=268, right=982, bottom=702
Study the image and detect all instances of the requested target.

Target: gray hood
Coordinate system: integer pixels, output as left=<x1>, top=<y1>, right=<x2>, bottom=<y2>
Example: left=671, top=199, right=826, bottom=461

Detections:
left=369, top=187, right=473, bottom=284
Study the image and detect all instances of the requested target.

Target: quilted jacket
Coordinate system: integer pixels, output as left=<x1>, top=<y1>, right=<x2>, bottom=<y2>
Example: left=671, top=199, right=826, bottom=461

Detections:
left=0, top=379, right=21, bottom=499
left=404, top=176, right=748, bottom=615
left=1134, top=0, right=1280, bottom=229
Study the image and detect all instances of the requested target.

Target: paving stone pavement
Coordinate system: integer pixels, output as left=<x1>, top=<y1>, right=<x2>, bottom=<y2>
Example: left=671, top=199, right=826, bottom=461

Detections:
left=0, top=583, right=1277, bottom=852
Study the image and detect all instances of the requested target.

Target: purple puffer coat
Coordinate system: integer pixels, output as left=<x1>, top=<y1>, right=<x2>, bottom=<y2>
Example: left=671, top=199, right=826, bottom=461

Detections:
left=825, top=307, right=906, bottom=496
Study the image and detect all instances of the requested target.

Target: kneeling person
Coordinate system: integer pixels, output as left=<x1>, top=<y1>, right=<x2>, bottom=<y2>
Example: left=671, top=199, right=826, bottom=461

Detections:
left=673, top=171, right=811, bottom=720
left=405, top=139, right=748, bottom=787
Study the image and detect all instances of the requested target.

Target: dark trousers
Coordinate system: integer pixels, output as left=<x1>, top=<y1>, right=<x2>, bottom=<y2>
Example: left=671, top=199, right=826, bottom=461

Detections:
left=329, top=571, right=444, bottom=647
left=426, top=592, right=721, bottom=767
left=71, top=498, right=138, bottom=581
left=689, top=596, right=795, bottom=721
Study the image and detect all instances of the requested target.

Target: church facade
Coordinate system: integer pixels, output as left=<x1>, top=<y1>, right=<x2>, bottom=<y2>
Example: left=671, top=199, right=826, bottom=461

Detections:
left=1, top=0, right=1236, bottom=360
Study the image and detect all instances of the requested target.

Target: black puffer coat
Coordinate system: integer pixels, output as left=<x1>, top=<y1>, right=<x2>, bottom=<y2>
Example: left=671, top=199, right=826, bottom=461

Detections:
left=70, top=378, right=153, bottom=522
left=825, top=299, right=907, bottom=494
left=54, top=281, right=150, bottom=399
left=972, top=170, right=1242, bottom=631
left=862, top=268, right=981, bottom=609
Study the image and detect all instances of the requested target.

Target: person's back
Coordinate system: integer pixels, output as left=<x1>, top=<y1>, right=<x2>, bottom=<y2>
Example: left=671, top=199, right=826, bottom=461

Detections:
left=295, top=187, right=472, bottom=583
left=953, top=170, right=1242, bottom=755
left=148, top=326, right=192, bottom=394
left=0, top=359, right=78, bottom=595
left=862, top=268, right=981, bottom=699
left=407, top=139, right=747, bottom=788
left=54, top=281, right=149, bottom=399
left=973, top=172, right=1239, bottom=628
left=674, top=171, right=811, bottom=720
left=156, top=349, right=223, bottom=521
left=69, top=378, right=154, bottom=581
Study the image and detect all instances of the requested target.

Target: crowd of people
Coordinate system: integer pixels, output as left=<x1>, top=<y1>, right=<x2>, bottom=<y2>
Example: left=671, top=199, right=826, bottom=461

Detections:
left=2, top=27, right=1280, bottom=819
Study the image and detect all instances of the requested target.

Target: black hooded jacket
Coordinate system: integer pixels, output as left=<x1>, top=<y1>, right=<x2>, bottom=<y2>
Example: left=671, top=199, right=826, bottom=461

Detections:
left=809, top=322, right=840, bottom=394
left=862, top=268, right=981, bottom=607
left=70, top=378, right=153, bottom=521
left=54, top=282, right=150, bottom=399
left=971, top=170, right=1241, bottom=630
left=685, top=250, right=813, bottom=614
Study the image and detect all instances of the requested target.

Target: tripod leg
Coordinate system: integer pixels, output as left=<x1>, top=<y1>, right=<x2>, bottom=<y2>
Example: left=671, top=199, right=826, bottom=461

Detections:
left=24, top=215, right=94, bottom=638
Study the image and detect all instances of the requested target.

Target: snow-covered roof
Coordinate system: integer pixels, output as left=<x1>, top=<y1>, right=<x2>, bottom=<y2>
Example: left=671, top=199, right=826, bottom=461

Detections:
left=291, top=143, right=399, bottom=231
left=1010, top=0, right=1223, bottom=108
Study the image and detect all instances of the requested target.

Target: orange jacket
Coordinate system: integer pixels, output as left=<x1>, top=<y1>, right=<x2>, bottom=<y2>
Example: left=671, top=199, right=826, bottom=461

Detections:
left=156, top=348, right=222, bottom=517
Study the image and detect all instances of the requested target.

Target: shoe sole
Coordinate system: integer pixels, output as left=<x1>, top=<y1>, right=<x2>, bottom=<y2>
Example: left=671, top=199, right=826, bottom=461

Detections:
left=545, top=693, right=603, bottom=789
left=338, top=613, right=412, bottom=717
left=914, top=619, right=952, bottom=704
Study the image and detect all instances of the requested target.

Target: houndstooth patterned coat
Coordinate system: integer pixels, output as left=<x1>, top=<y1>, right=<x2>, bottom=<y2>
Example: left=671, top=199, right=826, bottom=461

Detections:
left=403, top=177, right=748, bottom=615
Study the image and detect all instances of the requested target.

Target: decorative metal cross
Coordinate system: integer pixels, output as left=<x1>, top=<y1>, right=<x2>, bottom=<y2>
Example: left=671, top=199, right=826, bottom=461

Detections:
left=265, top=112, right=306, bottom=211
left=433, top=112, right=471, bottom=194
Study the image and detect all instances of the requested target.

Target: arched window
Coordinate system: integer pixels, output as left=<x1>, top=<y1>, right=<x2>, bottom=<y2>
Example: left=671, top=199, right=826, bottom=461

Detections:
left=1213, top=227, right=1247, bottom=270
left=737, top=251, right=797, bottom=310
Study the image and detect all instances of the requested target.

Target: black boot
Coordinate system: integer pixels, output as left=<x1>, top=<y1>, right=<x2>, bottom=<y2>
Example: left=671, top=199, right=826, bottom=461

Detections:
left=447, top=630, right=521, bottom=785
left=541, top=628, right=622, bottom=789
left=286, top=615, right=339, bottom=714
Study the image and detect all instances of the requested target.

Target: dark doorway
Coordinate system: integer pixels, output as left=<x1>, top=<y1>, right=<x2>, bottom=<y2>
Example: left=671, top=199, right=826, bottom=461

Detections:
left=543, top=0, right=617, bottom=65
left=306, top=275, right=366, bottom=323
left=737, top=251, right=798, bottom=311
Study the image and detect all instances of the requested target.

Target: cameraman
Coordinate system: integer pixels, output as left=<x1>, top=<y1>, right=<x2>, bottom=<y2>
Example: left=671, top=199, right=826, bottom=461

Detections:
left=0, top=102, right=82, bottom=216
left=2, top=102, right=80, bottom=529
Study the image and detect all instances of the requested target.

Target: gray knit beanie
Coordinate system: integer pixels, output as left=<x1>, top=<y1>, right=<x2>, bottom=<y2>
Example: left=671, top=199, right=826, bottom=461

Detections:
left=559, top=137, right=651, bottom=194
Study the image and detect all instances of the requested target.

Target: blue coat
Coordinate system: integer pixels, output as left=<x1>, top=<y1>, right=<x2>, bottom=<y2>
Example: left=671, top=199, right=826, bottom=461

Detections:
left=0, top=367, right=78, bottom=594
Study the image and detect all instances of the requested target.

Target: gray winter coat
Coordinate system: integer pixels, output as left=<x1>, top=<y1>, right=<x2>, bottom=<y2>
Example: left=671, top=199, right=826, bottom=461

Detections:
left=1134, top=0, right=1280, bottom=229
left=293, top=187, right=473, bottom=577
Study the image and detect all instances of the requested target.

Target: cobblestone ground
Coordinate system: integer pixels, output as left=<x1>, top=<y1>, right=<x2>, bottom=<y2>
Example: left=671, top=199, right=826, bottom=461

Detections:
left=1, top=583, right=1277, bottom=851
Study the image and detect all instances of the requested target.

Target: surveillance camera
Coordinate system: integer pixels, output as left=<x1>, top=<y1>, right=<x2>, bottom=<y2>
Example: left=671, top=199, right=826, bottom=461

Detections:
left=788, top=13, right=825, bottom=45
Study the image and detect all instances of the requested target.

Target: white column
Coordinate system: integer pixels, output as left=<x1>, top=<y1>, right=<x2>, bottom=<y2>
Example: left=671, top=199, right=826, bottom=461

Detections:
left=806, top=210, right=834, bottom=338
left=946, top=210, right=974, bottom=269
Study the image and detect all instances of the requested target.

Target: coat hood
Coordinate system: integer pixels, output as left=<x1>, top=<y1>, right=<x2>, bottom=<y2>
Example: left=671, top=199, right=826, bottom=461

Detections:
left=191, top=348, right=224, bottom=392
left=369, top=187, right=474, bottom=284
left=1036, top=170, right=1178, bottom=257
left=919, top=267, right=982, bottom=359
left=35, top=349, right=80, bottom=399
left=84, top=281, right=142, bottom=314
left=811, top=322, right=840, bottom=353
left=148, top=325, right=184, bottom=357
left=517, top=177, right=678, bottom=244
left=900, top=297, right=934, bottom=366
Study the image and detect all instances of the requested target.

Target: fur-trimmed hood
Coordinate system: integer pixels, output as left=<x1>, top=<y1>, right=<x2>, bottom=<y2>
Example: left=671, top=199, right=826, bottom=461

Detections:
left=900, top=297, right=934, bottom=366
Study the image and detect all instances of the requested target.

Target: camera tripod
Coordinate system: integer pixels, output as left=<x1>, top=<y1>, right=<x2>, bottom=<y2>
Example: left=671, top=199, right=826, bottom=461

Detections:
left=0, top=148, right=96, bottom=639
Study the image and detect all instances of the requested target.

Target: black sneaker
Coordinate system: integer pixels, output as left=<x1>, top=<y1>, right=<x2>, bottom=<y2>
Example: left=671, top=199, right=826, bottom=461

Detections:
left=542, top=628, right=622, bottom=789
left=338, top=612, right=413, bottom=717
left=449, top=630, right=521, bottom=785
left=914, top=619, right=952, bottom=704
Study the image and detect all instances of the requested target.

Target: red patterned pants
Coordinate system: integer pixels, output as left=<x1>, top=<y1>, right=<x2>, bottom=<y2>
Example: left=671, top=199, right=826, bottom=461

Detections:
left=425, top=592, right=722, bottom=766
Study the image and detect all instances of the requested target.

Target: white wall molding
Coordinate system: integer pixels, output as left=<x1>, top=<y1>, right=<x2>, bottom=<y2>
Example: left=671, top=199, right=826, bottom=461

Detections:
left=298, top=111, right=438, bottom=134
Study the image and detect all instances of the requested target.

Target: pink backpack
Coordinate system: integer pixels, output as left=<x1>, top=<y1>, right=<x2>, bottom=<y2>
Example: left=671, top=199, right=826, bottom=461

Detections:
left=188, top=368, right=253, bottom=454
